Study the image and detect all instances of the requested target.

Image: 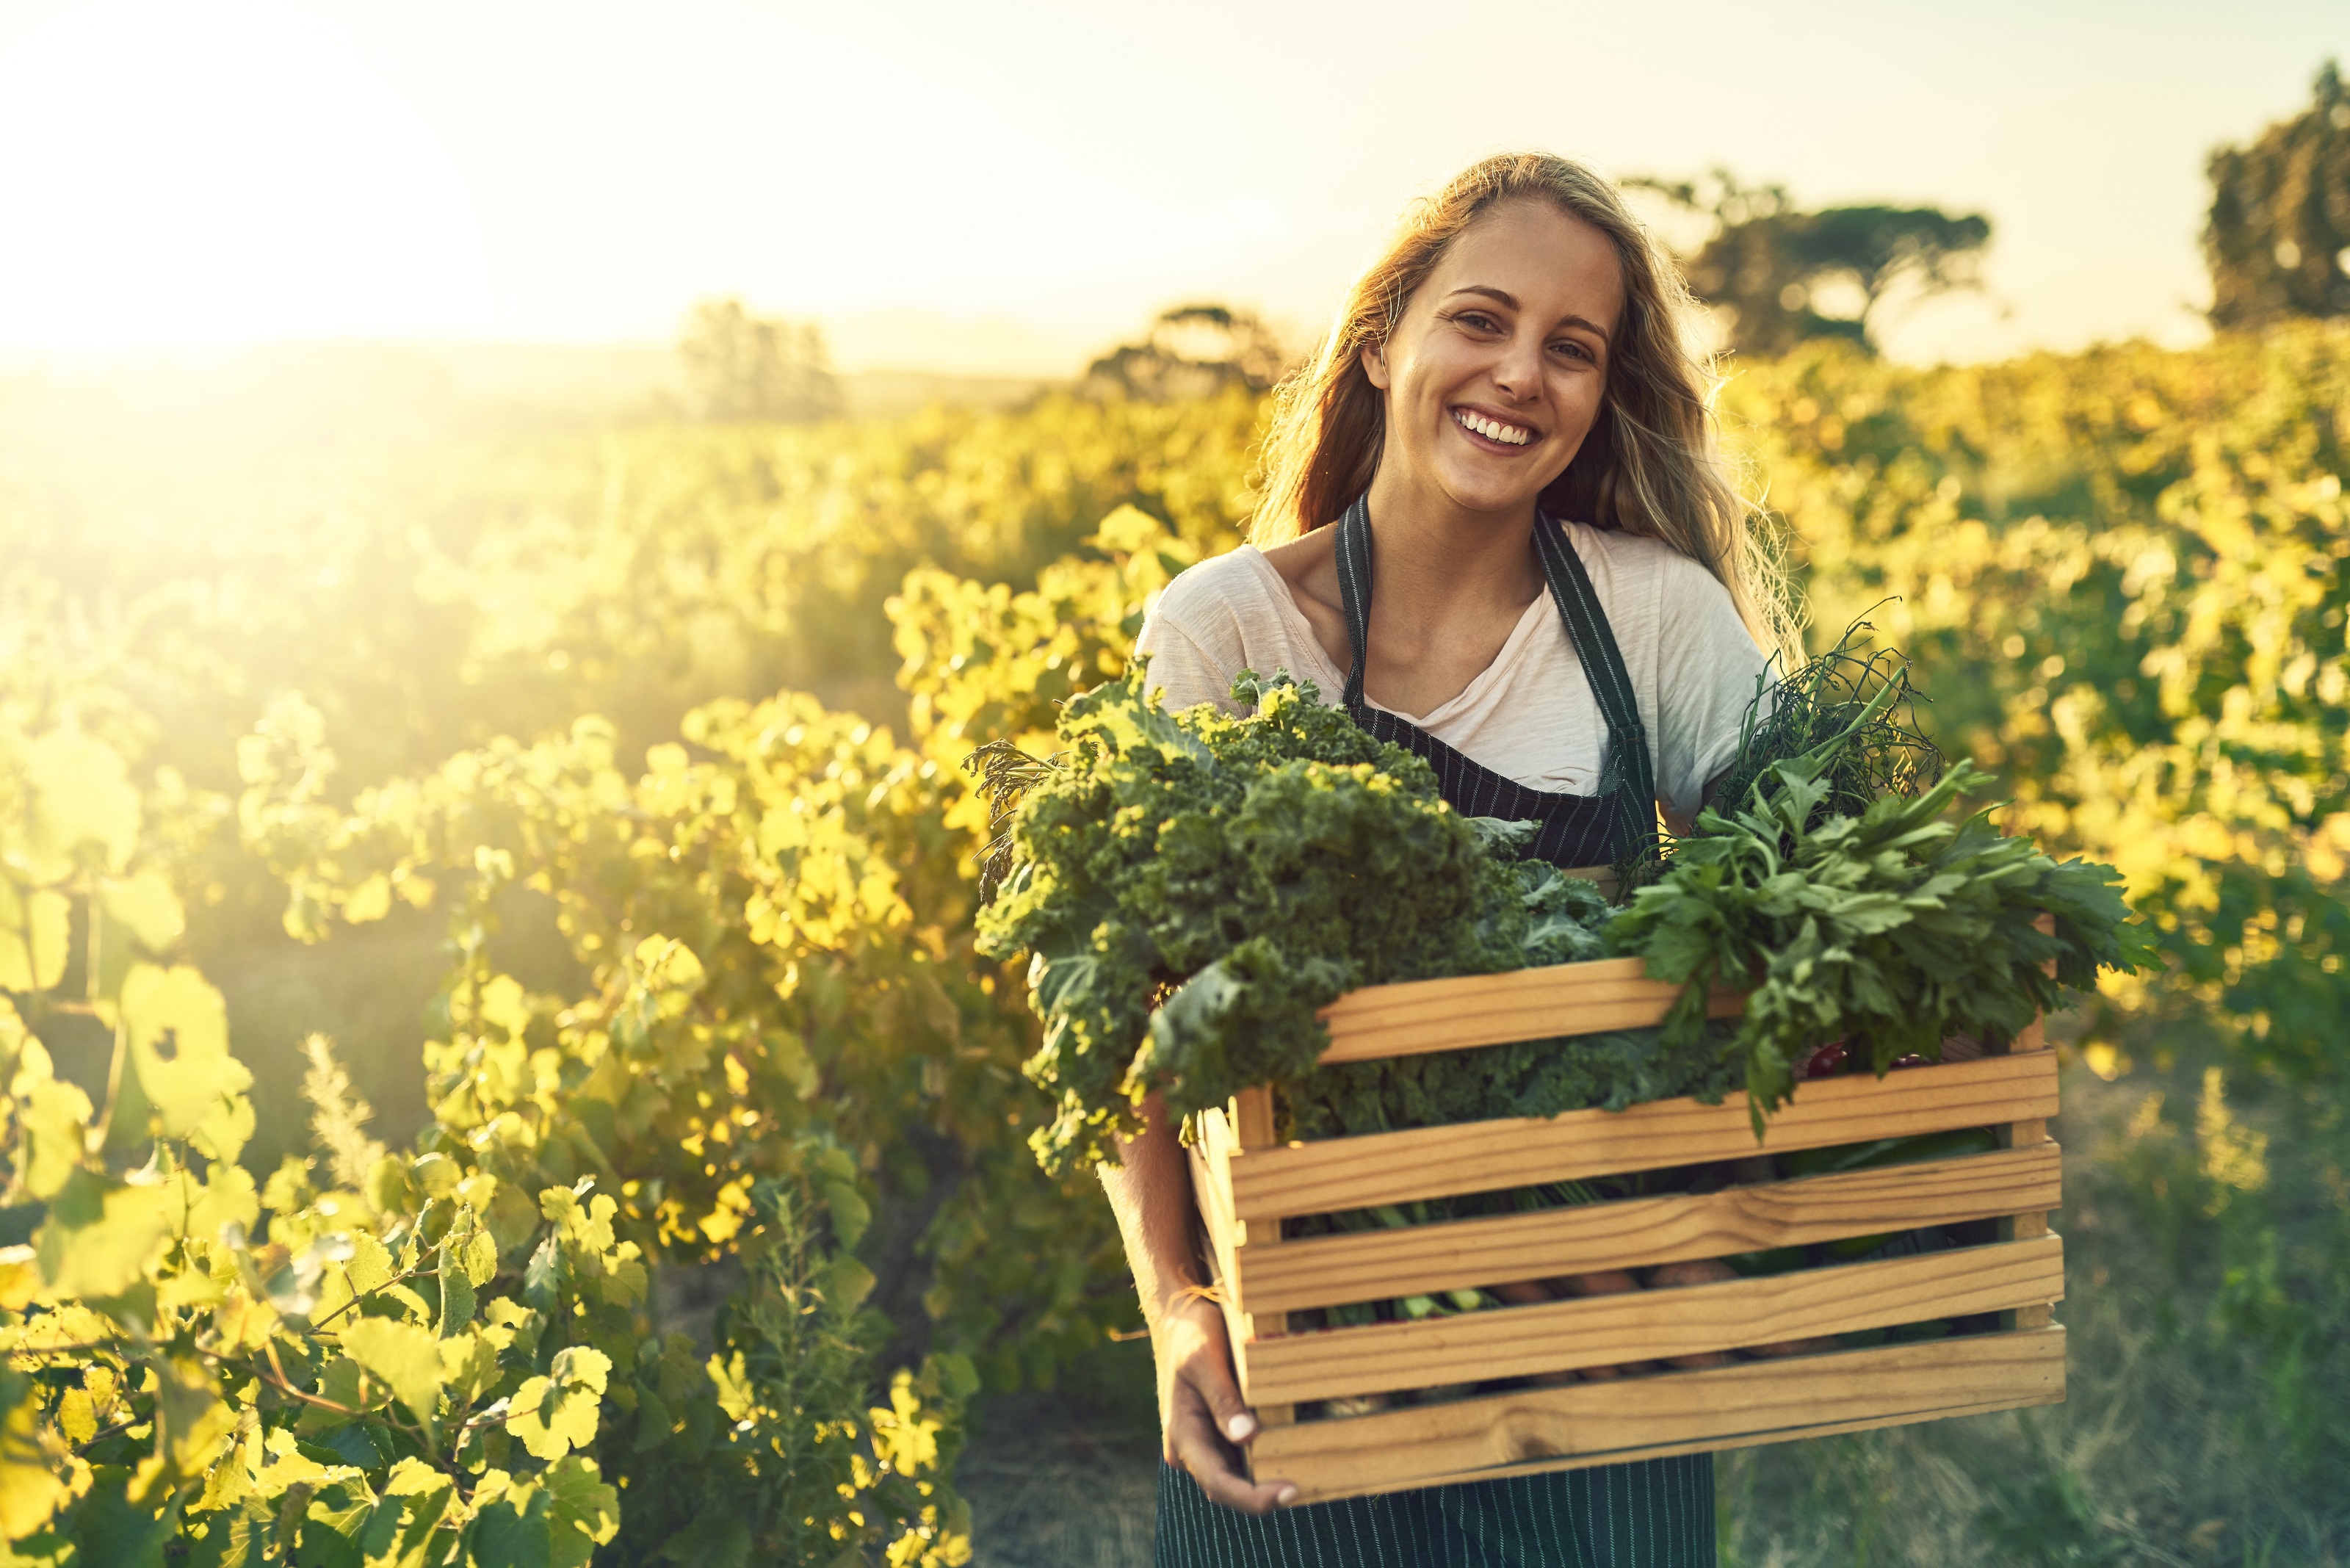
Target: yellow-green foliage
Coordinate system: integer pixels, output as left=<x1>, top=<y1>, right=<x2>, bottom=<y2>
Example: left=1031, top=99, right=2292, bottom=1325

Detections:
left=1724, top=325, right=2350, bottom=1071
left=0, top=707, right=971, bottom=1563
left=4, top=320, right=2347, bottom=1558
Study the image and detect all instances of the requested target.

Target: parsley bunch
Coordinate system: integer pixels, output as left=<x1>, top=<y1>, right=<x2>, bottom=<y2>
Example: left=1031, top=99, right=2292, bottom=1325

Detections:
left=1609, top=744, right=2158, bottom=1137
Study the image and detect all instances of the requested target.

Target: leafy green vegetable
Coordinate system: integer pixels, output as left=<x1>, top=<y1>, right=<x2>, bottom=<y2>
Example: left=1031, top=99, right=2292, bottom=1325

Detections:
left=1283, top=1019, right=1741, bottom=1140
left=974, top=667, right=1578, bottom=1171
left=978, top=635, right=2155, bottom=1171
left=1608, top=747, right=2160, bottom=1137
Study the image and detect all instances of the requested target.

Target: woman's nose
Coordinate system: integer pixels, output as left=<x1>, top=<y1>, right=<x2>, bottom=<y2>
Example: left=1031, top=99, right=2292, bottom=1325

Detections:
left=1489, top=333, right=1544, bottom=400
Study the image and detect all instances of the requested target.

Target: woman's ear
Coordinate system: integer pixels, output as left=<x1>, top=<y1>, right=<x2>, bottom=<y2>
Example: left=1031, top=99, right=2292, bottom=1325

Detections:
left=1359, top=340, right=1391, bottom=391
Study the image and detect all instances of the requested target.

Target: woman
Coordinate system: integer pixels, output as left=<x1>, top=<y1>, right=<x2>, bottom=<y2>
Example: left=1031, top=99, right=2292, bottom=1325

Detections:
left=1111, top=153, right=1796, bottom=1564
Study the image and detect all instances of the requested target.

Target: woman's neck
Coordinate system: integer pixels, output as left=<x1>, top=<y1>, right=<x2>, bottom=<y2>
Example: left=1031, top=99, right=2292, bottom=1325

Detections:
left=1359, top=464, right=1546, bottom=632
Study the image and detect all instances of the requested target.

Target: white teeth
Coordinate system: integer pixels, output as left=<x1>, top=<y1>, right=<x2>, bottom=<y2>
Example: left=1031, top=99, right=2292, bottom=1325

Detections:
left=1456, top=409, right=1529, bottom=446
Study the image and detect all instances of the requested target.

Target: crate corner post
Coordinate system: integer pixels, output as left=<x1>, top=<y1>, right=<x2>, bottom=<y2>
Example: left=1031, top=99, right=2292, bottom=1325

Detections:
left=2000, top=991, right=2059, bottom=1333
left=1205, top=1085, right=1295, bottom=1468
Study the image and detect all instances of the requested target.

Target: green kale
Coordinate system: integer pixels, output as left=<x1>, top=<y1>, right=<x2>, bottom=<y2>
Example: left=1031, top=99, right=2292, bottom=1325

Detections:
left=977, top=641, right=2154, bottom=1174
left=1283, top=1019, right=1742, bottom=1140
left=974, top=666, right=1555, bottom=1172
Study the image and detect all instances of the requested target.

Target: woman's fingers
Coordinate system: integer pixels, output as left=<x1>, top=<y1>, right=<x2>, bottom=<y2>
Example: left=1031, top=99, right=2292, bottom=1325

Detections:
left=1179, top=1327, right=1259, bottom=1445
left=1166, top=1381, right=1298, bottom=1514
left=1155, top=1296, right=1298, bottom=1513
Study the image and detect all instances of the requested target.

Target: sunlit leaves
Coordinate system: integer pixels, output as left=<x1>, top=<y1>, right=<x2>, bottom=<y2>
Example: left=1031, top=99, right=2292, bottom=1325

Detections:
left=0, top=1371, right=88, bottom=1539
left=118, top=964, right=252, bottom=1157
left=340, top=1319, right=444, bottom=1425
left=34, top=1177, right=171, bottom=1299
left=7, top=1029, right=95, bottom=1202
left=1725, top=325, right=2350, bottom=1074
left=505, top=1346, right=610, bottom=1461
left=20, top=727, right=142, bottom=878
left=0, top=884, right=70, bottom=994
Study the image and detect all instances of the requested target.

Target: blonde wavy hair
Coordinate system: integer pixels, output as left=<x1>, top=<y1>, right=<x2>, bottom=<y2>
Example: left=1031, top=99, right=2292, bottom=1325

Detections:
left=1252, top=151, right=1798, bottom=665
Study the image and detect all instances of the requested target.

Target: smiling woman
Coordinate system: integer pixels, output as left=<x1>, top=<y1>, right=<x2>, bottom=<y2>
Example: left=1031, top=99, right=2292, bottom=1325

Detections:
left=1102, top=152, right=1797, bottom=1567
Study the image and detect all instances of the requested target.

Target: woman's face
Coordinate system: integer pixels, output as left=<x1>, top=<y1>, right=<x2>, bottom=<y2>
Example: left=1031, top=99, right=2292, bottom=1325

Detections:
left=1363, top=199, right=1624, bottom=519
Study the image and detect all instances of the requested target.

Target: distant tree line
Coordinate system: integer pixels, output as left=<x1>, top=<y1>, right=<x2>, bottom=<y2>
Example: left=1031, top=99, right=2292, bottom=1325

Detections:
left=2205, top=59, right=2350, bottom=330
left=1080, top=304, right=1286, bottom=401
left=678, top=297, right=842, bottom=423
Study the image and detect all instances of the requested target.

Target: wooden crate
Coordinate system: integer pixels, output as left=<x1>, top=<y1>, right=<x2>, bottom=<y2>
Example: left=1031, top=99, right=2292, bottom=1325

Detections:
left=1188, top=954, right=2065, bottom=1505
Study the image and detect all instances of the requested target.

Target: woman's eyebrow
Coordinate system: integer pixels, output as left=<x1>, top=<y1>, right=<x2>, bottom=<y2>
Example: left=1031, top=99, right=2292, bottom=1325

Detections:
left=1447, top=285, right=1612, bottom=344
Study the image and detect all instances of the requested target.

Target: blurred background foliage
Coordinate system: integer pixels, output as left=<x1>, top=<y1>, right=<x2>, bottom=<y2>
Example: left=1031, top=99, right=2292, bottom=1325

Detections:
left=4, top=61, right=2349, bottom=1568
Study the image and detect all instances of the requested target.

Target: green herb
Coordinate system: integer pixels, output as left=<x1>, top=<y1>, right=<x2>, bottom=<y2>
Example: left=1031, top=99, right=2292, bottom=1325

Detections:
left=1608, top=748, right=2159, bottom=1137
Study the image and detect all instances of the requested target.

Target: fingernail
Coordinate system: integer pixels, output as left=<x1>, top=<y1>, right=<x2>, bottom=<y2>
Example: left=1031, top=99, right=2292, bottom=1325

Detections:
left=1226, top=1413, right=1257, bottom=1442
left=1276, top=1486, right=1300, bottom=1507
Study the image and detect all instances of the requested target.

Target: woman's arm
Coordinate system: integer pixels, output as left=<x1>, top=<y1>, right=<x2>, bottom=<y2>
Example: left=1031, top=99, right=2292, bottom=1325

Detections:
left=1098, top=1094, right=1297, bottom=1514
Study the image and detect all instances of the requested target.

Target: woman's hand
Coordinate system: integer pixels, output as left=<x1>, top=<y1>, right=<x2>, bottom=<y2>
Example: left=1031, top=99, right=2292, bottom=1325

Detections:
left=1156, top=1291, right=1298, bottom=1514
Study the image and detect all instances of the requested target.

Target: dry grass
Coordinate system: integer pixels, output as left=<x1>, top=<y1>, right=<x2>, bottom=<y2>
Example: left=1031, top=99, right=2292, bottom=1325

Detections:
left=959, top=1385, right=1160, bottom=1567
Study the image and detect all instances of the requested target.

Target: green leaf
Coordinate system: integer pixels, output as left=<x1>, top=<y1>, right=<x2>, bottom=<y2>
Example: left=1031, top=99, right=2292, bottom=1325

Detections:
left=538, top=1456, right=620, bottom=1568
left=0, top=1372, right=79, bottom=1540
left=467, top=1479, right=553, bottom=1568
left=34, top=1174, right=170, bottom=1298
left=460, top=1226, right=497, bottom=1287
left=118, top=963, right=253, bottom=1144
left=341, top=1318, right=445, bottom=1424
left=357, top=1457, right=453, bottom=1568
left=11, top=1044, right=95, bottom=1201
left=99, top=870, right=186, bottom=955
left=24, top=729, right=141, bottom=877
left=819, top=1254, right=876, bottom=1313
left=253, top=1427, right=364, bottom=1500
left=505, top=1346, right=610, bottom=1461
left=0, top=888, right=71, bottom=995
left=816, top=1177, right=870, bottom=1249
left=435, top=1242, right=477, bottom=1337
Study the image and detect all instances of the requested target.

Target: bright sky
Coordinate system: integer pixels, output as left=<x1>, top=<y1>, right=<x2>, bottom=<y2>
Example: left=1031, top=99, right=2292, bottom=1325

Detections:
left=2, top=0, right=2344, bottom=375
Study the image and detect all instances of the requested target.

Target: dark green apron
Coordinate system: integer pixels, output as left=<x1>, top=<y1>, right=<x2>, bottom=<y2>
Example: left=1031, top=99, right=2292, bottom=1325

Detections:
left=1156, top=495, right=1712, bottom=1566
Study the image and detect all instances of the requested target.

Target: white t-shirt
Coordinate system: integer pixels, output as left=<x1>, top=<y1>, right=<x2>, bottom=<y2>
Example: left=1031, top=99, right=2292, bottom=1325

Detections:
left=1131, top=521, right=1772, bottom=823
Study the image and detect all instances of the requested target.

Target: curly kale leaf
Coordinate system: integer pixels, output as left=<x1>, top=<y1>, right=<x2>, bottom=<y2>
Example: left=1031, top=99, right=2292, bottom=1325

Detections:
left=975, top=667, right=1554, bottom=1172
left=1284, top=1019, right=1740, bottom=1140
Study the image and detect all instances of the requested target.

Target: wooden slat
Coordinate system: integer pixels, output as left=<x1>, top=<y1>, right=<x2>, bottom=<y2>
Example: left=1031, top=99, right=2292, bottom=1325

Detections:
left=1237, top=1234, right=2062, bottom=1406
left=1226, top=1051, right=2058, bottom=1222
left=1316, top=957, right=1745, bottom=1065
left=1232, top=1144, right=2062, bottom=1315
left=1268, top=1392, right=2056, bottom=1503
left=1251, top=1327, right=2067, bottom=1503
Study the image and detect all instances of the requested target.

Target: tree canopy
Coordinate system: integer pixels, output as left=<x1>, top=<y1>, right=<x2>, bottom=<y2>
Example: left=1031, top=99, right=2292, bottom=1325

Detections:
left=1633, top=173, right=1991, bottom=358
left=2205, top=60, right=2350, bottom=330
left=1080, top=303, right=1287, bottom=401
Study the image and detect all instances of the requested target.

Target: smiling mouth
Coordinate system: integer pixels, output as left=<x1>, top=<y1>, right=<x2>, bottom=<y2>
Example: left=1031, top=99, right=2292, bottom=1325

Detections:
left=1452, top=407, right=1535, bottom=447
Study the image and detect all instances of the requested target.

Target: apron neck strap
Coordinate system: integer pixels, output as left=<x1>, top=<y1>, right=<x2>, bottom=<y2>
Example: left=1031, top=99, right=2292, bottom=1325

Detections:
left=1331, top=494, right=1656, bottom=864
left=1334, top=493, right=1377, bottom=711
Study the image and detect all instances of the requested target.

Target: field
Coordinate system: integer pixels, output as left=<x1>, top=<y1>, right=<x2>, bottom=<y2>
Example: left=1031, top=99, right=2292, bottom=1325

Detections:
left=1, top=325, right=2344, bottom=1564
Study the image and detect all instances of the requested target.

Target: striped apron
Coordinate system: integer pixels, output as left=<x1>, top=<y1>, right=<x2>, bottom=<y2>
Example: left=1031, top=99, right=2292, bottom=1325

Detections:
left=1155, top=494, right=1713, bottom=1566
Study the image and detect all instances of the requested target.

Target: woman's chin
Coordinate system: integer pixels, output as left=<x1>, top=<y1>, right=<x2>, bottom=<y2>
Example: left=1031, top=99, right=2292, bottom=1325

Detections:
left=1429, top=468, right=1547, bottom=521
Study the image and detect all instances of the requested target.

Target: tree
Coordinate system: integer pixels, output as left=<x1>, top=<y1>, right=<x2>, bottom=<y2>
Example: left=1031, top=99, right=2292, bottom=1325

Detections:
left=1080, top=303, right=1287, bottom=401
left=2205, top=60, right=2350, bottom=330
left=1633, top=173, right=1992, bottom=358
left=679, top=297, right=844, bottom=423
